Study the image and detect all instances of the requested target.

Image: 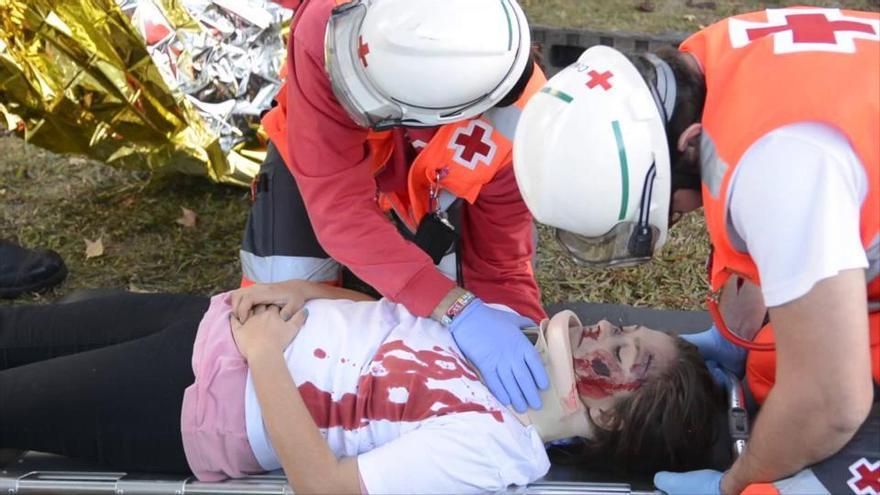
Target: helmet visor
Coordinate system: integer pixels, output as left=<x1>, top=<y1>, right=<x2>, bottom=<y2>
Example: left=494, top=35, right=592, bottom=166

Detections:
left=325, top=1, right=404, bottom=130
left=555, top=222, right=660, bottom=268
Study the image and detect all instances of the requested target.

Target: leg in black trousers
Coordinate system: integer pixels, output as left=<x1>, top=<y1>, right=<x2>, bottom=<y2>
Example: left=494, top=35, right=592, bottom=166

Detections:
left=0, top=292, right=209, bottom=473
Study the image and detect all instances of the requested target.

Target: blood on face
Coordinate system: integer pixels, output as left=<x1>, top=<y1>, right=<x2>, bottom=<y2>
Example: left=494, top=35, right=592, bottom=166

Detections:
left=573, top=349, right=642, bottom=399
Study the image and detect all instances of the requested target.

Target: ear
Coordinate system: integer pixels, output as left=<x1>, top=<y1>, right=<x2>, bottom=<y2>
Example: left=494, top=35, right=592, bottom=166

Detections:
left=588, top=407, right=620, bottom=431
left=676, top=123, right=702, bottom=153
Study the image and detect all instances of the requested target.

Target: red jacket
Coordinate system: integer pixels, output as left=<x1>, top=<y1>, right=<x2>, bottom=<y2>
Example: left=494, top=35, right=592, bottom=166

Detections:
left=269, top=0, right=545, bottom=321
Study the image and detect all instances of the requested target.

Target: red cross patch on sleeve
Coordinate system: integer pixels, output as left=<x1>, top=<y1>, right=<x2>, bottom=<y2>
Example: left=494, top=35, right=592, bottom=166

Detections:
left=448, top=120, right=497, bottom=170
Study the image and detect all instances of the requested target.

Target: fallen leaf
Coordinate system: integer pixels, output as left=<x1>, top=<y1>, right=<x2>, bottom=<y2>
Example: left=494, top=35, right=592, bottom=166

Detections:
left=176, top=207, right=197, bottom=228
left=85, top=237, right=104, bottom=259
left=683, top=14, right=698, bottom=22
left=128, top=283, right=154, bottom=293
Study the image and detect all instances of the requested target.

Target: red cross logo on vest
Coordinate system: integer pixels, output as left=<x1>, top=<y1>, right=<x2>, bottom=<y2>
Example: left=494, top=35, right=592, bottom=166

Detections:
left=448, top=120, right=497, bottom=170
left=848, top=458, right=880, bottom=495
left=729, top=8, right=880, bottom=54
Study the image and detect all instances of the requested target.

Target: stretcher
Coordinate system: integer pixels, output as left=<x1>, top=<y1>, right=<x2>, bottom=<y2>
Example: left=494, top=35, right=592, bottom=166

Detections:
left=1, top=299, right=749, bottom=495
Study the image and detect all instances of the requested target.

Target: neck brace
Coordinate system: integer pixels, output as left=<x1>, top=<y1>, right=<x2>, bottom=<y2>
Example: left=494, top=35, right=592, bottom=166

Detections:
left=515, top=311, right=594, bottom=442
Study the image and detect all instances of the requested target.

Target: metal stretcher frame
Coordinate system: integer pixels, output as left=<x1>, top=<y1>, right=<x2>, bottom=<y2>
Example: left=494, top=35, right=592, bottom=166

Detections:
left=0, top=302, right=748, bottom=495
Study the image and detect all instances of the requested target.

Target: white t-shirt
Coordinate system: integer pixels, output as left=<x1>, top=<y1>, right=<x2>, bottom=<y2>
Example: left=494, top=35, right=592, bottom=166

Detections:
left=726, top=122, right=869, bottom=307
left=244, top=298, right=550, bottom=494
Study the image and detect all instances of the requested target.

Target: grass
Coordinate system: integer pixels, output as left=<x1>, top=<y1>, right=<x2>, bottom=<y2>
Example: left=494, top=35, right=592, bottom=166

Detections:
left=524, top=0, right=880, bottom=33
left=2, top=1, right=877, bottom=310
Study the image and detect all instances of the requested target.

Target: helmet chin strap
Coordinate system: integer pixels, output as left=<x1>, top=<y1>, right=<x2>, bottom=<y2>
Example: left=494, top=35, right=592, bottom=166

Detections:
left=513, top=311, right=594, bottom=442
left=643, top=53, right=677, bottom=124
left=617, top=53, right=678, bottom=259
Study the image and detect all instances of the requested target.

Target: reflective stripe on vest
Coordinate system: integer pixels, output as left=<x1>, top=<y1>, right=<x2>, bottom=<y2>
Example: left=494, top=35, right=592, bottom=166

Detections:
left=240, top=250, right=341, bottom=284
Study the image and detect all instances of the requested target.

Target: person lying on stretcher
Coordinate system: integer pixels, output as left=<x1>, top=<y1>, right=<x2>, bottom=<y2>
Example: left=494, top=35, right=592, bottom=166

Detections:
left=0, top=280, right=723, bottom=494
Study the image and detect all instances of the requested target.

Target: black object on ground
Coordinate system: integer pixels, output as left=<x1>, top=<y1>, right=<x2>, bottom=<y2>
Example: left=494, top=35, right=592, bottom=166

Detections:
left=0, top=240, right=67, bottom=299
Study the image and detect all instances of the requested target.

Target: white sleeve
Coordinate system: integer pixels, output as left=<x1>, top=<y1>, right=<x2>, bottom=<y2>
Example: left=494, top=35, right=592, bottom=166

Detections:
left=356, top=414, right=549, bottom=494
left=728, top=123, right=869, bottom=307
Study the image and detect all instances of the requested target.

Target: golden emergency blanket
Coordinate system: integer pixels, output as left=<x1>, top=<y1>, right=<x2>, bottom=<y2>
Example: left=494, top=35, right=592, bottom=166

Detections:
left=0, top=0, right=290, bottom=186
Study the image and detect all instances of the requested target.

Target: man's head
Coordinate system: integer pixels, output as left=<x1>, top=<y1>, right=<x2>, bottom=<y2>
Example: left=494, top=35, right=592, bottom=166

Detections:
left=325, top=0, right=532, bottom=130
left=513, top=45, right=706, bottom=267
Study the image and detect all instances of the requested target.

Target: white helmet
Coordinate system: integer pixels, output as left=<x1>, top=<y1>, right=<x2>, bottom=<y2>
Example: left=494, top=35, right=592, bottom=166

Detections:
left=325, top=0, right=531, bottom=130
left=513, top=46, right=677, bottom=268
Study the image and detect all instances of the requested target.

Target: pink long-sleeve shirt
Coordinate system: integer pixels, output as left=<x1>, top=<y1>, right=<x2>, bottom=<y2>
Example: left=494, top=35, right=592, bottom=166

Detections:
left=278, top=0, right=545, bottom=322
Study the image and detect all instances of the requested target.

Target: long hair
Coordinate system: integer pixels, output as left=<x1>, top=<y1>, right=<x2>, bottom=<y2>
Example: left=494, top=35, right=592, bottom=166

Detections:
left=553, top=335, right=723, bottom=473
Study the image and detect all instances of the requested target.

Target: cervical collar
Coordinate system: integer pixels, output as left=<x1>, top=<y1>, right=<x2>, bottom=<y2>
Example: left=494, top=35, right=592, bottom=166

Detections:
left=516, top=311, right=594, bottom=442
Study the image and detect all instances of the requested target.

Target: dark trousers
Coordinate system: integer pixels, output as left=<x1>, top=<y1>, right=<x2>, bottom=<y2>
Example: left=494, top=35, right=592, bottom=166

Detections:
left=0, top=292, right=209, bottom=473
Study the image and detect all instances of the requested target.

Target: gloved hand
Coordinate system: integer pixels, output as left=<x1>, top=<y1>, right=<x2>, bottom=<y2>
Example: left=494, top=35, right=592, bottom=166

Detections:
left=654, top=469, right=723, bottom=495
left=449, top=299, right=549, bottom=412
left=682, top=325, right=747, bottom=378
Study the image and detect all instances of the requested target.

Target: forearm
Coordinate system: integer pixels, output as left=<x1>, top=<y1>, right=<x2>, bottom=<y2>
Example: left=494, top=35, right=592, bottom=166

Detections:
left=458, top=165, right=545, bottom=322
left=722, top=270, right=873, bottom=494
left=249, top=349, right=360, bottom=494
left=721, top=387, right=860, bottom=494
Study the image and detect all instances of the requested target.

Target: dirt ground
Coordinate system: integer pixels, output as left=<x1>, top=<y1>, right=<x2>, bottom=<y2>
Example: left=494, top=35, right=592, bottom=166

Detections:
left=1, top=0, right=877, bottom=308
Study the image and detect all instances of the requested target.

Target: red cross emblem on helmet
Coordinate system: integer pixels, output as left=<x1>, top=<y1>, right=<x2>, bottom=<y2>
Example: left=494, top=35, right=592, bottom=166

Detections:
left=448, top=120, right=497, bottom=170
left=728, top=8, right=880, bottom=54
left=848, top=458, right=880, bottom=495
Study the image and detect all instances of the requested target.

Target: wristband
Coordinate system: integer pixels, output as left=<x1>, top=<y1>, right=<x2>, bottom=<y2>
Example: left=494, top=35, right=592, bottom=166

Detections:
left=440, top=290, right=476, bottom=326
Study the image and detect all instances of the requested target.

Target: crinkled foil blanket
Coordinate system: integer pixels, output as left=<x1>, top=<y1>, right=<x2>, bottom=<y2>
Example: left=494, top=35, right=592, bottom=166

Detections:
left=0, top=0, right=291, bottom=186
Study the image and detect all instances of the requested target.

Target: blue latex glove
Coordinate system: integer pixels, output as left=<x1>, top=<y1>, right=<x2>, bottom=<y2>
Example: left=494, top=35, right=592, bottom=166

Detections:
left=681, top=325, right=747, bottom=378
left=654, top=469, right=723, bottom=495
left=705, top=361, right=732, bottom=390
left=450, top=298, right=549, bottom=412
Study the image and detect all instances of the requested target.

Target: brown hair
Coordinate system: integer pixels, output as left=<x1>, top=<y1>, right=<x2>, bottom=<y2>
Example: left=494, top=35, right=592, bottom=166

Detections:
left=629, top=46, right=707, bottom=192
left=575, top=335, right=724, bottom=473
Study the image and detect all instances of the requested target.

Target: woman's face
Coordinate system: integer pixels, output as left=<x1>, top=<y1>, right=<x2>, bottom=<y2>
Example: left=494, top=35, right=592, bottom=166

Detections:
left=568, top=320, right=677, bottom=410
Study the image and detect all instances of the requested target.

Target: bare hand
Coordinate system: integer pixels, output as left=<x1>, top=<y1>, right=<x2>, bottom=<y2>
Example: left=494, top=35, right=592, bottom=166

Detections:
left=231, top=281, right=307, bottom=324
left=231, top=304, right=308, bottom=361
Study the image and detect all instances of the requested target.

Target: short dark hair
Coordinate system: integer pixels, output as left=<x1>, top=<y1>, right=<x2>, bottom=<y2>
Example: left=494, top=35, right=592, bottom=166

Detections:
left=552, top=335, right=723, bottom=473
left=630, top=46, right=707, bottom=190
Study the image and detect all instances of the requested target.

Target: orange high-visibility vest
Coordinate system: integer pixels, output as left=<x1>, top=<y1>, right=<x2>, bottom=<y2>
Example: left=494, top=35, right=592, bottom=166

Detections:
left=262, top=66, right=546, bottom=233
left=681, top=7, right=880, bottom=403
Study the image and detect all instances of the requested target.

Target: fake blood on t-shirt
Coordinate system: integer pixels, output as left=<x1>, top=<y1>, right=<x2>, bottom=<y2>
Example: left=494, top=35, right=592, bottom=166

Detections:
left=300, top=340, right=503, bottom=429
left=244, top=298, right=509, bottom=471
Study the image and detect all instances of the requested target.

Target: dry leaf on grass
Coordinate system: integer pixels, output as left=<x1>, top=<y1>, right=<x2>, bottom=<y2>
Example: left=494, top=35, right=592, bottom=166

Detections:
left=128, top=283, right=155, bottom=293
left=176, top=207, right=198, bottom=228
left=84, top=237, right=104, bottom=259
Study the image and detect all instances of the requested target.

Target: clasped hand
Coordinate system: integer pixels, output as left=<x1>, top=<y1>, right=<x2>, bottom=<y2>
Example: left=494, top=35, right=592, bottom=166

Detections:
left=230, top=280, right=307, bottom=324
left=231, top=303, right=308, bottom=361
